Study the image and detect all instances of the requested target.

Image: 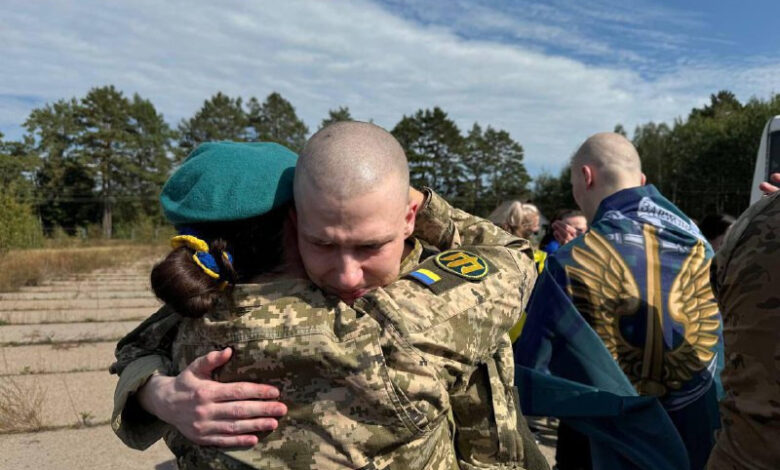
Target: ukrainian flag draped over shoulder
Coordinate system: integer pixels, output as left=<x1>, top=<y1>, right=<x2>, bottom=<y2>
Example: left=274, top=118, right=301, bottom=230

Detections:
left=514, top=185, right=724, bottom=470
left=515, top=270, right=689, bottom=469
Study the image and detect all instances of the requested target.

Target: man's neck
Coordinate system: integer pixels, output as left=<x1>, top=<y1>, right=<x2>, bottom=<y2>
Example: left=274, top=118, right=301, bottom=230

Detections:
left=589, top=184, right=653, bottom=224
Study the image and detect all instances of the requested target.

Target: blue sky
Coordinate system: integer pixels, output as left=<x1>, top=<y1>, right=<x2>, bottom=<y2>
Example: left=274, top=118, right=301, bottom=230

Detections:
left=1, top=0, right=779, bottom=177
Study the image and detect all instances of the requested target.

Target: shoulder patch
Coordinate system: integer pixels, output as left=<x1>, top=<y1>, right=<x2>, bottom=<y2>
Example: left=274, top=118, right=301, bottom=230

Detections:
left=434, top=250, right=489, bottom=280
left=407, top=268, right=442, bottom=286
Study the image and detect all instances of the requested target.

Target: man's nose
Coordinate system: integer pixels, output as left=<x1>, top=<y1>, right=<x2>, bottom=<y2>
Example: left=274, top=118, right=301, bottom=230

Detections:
left=334, top=253, right=363, bottom=290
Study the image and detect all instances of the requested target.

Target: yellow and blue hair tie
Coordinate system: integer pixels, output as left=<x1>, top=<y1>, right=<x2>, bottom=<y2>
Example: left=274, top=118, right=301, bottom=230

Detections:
left=170, top=235, right=233, bottom=282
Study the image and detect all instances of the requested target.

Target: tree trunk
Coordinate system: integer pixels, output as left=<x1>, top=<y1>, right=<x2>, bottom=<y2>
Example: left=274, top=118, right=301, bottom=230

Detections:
left=102, top=150, right=112, bottom=239
left=102, top=199, right=112, bottom=239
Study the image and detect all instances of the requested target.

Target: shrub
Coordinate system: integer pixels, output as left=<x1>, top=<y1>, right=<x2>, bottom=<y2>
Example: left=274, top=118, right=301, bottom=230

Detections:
left=0, top=188, right=43, bottom=253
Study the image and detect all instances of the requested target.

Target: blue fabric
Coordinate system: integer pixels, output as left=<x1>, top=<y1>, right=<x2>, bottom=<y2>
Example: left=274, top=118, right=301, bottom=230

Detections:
left=541, top=239, right=560, bottom=255
left=194, top=250, right=233, bottom=276
left=515, top=185, right=724, bottom=470
left=516, top=271, right=689, bottom=470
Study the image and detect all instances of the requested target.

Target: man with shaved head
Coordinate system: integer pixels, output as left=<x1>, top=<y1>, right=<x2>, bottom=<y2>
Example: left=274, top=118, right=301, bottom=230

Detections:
left=111, top=123, right=548, bottom=468
left=519, top=132, right=724, bottom=470
left=293, top=122, right=417, bottom=303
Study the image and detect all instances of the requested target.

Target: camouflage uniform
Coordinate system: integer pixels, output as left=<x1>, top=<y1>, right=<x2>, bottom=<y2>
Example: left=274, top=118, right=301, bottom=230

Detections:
left=110, top=191, right=548, bottom=470
left=707, top=191, right=780, bottom=470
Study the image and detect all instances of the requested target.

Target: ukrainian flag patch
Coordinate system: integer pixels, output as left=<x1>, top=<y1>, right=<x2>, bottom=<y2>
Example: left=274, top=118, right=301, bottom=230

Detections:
left=408, top=268, right=441, bottom=286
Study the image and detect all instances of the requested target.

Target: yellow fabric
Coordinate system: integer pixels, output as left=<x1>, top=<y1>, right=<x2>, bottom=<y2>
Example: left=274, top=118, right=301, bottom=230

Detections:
left=508, top=250, right=545, bottom=342
left=509, top=312, right=527, bottom=343
left=415, top=268, right=441, bottom=282
left=533, top=249, right=547, bottom=274
left=191, top=253, right=221, bottom=279
left=170, top=234, right=209, bottom=252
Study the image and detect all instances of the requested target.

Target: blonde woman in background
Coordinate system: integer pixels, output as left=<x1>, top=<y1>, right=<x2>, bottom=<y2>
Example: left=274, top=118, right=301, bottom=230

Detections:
left=489, top=200, right=545, bottom=342
left=488, top=200, right=542, bottom=243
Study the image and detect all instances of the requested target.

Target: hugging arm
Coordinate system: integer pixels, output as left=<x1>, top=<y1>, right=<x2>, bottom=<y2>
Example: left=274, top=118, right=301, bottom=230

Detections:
left=110, top=306, right=286, bottom=449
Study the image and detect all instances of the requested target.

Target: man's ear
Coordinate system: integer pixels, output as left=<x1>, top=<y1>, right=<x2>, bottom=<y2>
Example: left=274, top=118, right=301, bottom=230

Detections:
left=582, top=165, right=594, bottom=189
left=403, top=198, right=419, bottom=238
left=640, top=172, right=647, bottom=186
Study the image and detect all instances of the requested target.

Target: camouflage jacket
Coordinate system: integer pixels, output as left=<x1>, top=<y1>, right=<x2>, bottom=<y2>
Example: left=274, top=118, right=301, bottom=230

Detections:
left=110, top=191, right=547, bottom=470
left=707, top=191, right=780, bottom=470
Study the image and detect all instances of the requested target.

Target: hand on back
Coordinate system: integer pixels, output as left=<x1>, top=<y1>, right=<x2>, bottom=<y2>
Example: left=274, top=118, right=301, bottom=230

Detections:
left=137, top=348, right=287, bottom=447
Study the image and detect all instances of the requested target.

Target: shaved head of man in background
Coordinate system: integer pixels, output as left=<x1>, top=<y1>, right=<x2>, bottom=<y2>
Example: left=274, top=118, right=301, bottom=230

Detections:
left=293, top=121, right=418, bottom=303
left=570, top=132, right=646, bottom=222
left=533, top=131, right=724, bottom=470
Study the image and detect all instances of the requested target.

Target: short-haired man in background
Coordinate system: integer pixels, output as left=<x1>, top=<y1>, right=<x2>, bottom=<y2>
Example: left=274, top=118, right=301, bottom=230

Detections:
left=517, top=132, right=723, bottom=470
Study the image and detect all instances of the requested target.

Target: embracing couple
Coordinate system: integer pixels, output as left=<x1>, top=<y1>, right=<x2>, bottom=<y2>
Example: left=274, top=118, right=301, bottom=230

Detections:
left=110, top=122, right=548, bottom=470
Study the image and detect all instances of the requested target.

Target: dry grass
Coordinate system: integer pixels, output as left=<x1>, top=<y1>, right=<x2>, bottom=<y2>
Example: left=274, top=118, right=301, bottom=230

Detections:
left=0, top=377, right=46, bottom=433
left=0, top=243, right=169, bottom=292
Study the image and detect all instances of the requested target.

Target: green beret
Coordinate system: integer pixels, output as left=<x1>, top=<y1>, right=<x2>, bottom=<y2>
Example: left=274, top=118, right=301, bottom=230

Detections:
left=161, top=141, right=298, bottom=224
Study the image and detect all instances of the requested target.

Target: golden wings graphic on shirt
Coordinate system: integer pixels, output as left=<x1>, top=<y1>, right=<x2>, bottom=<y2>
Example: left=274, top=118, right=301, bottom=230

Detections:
left=564, top=225, right=720, bottom=397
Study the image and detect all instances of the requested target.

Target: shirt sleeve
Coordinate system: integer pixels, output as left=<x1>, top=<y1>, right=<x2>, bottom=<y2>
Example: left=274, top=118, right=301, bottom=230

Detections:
left=413, top=188, right=523, bottom=251
left=109, top=305, right=180, bottom=449
left=111, top=355, right=172, bottom=450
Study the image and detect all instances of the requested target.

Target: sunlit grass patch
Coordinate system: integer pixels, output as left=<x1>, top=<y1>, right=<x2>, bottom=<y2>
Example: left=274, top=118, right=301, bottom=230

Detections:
left=0, top=243, right=168, bottom=292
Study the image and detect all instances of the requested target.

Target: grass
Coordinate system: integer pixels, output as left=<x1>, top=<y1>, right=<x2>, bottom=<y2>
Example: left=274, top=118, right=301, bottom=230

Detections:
left=0, top=377, right=46, bottom=433
left=0, top=243, right=169, bottom=292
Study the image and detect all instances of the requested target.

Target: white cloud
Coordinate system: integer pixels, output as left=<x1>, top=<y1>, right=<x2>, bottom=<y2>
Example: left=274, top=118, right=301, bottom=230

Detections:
left=0, top=0, right=777, bottom=177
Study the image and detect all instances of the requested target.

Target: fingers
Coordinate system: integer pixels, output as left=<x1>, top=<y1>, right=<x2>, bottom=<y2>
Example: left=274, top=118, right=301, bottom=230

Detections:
left=188, top=348, right=233, bottom=378
left=209, top=400, right=288, bottom=420
left=552, top=221, right=576, bottom=245
left=191, top=432, right=260, bottom=448
left=771, top=173, right=780, bottom=184
left=208, top=381, right=281, bottom=402
left=759, top=181, right=779, bottom=196
left=194, top=417, right=280, bottom=438
left=184, top=407, right=283, bottom=447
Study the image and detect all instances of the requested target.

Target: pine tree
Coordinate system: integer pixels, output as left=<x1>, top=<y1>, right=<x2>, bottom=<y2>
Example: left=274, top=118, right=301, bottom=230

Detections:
left=248, top=92, right=309, bottom=151
left=484, top=127, right=529, bottom=202
left=24, top=98, right=97, bottom=233
left=177, top=92, right=248, bottom=160
left=0, top=133, right=38, bottom=199
left=319, top=106, right=353, bottom=129
left=391, top=107, right=464, bottom=200
left=77, top=86, right=172, bottom=237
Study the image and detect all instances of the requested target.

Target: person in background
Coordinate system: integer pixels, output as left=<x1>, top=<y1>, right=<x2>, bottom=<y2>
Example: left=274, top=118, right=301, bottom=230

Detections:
left=706, top=190, right=780, bottom=470
left=489, top=200, right=541, bottom=241
left=540, top=209, right=588, bottom=255
left=517, top=132, right=723, bottom=470
left=699, top=213, right=735, bottom=251
left=489, top=200, right=546, bottom=271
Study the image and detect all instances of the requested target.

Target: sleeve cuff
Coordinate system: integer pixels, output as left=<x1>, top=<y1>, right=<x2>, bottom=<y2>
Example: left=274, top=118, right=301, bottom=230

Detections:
left=111, top=355, right=172, bottom=450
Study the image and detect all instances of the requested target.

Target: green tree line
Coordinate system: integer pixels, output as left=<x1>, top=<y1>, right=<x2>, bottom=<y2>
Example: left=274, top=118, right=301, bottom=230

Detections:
left=2, top=86, right=777, bottom=250
left=0, top=86, right=530, bottom=248
left=533, top=91, right=780, bottom=221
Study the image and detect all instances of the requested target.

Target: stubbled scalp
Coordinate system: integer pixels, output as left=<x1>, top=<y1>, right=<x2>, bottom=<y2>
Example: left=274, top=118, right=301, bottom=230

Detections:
left=294, top=121, right=410, bottom=202
left=572, top=132, right=642, bottom=185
